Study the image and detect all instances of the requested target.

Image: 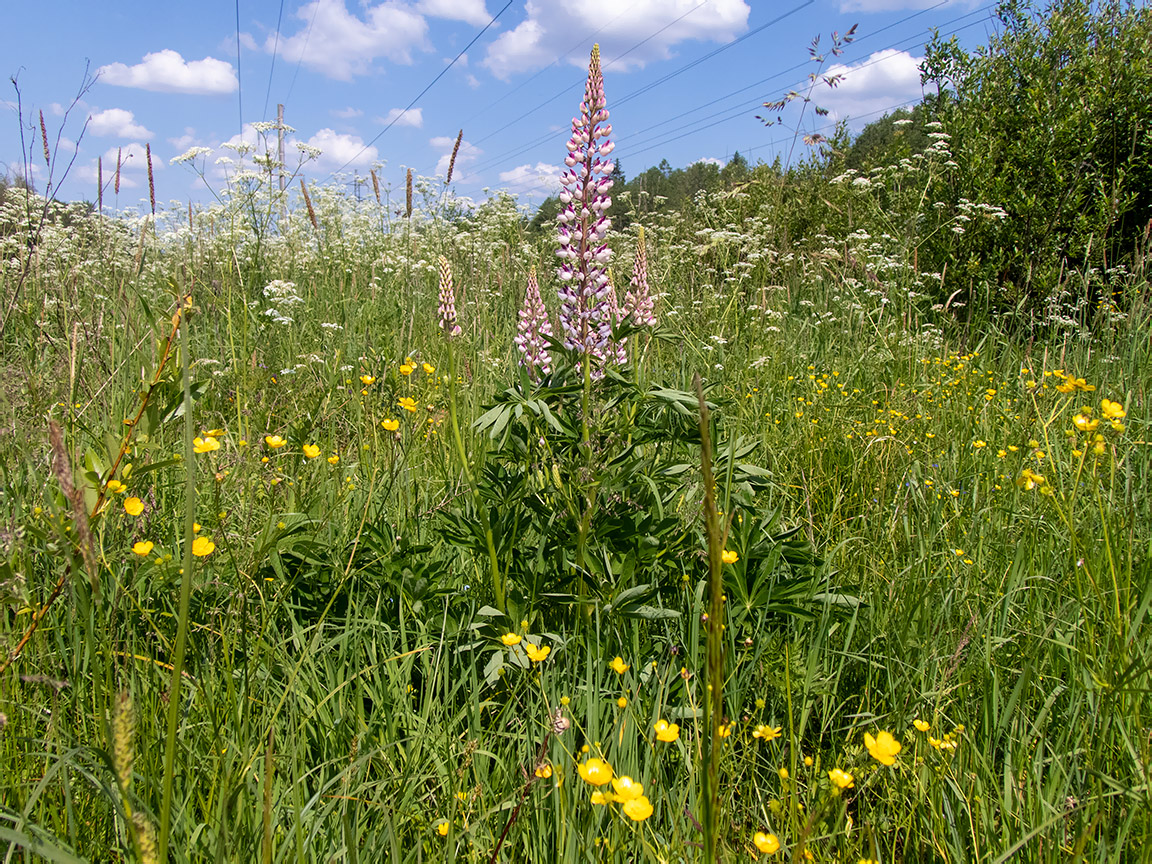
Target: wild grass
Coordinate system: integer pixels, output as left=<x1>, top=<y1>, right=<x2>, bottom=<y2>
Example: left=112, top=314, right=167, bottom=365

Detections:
left=2, top=32, right=1151, bottom=864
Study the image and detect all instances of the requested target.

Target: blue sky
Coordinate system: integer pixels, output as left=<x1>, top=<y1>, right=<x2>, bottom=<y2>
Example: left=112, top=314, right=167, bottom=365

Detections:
left=3, top=0, right=998, bottom=210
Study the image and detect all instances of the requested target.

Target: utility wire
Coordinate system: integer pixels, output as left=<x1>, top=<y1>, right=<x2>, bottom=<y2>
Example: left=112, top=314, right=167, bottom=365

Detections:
left=459, top=0, right=813, bottom=180
left=235, top=0, right=244, bottom=137
left=324, top=0, right=516, bottom=179
left=283, top=0, right=322, bottom=109
left=262, top=0, right=287, bottom=120
left=456, top=3, right=995, bottom=196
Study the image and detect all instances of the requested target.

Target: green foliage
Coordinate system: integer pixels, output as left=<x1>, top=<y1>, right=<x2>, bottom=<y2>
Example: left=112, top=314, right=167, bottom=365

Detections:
left=920, top=0, right=1152, bottom=314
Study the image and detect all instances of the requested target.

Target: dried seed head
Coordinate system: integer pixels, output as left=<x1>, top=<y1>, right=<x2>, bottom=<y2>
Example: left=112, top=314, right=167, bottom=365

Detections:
left=437, top=256, right=462, bottom=337
left=300, top=179, right=318, bottom=230
left=112, top=690, right=135, bottom=793
left=132, top=812, right=159, bottom=864
left=370, top=168, right=381, bottom=205
left=39, top=110, right=50, bottom=167
left=552, top=707, right=570, bottom=734
left=446, top=129, right=463, bottom=185
left=405, top=168, right=413, bottom=219
left=145, top=143, right=155, bottom=215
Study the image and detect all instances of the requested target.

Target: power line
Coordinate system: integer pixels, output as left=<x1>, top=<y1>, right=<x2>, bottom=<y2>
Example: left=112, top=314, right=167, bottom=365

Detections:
left=235, top=0, right=244, bottom=137
left=324, top=0, right=516, bottom=179
left=457, top=3, right=996, bottom=197
left=262, top=0, right=287, bottom=120
left=460, top=0, right=814, bottom=179
left=283, top=0, right=322, bottom=109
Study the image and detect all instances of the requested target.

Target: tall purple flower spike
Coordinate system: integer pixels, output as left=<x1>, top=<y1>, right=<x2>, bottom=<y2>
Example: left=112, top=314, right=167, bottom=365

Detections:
left=556, top=43, right=615, bottom=370
left=515, top=266, right=554, bottom=379
left=438, top=255, right=462, bottom=337
left=623, top=226, right=656, bottom=328
left=605, top=277, right=628, bottom=366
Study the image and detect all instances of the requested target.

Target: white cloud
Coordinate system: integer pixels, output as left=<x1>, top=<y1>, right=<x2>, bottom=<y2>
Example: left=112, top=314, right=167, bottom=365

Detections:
left=431, top=134, right=480, bottom=180
left=332, top=106, right=364, bottom=119
left=694, top=156, right=725, bottom=167
left=298, top=128, right=379, bottom=171
left=465, top=73, right=481, bottom=89
left=498, top=162, right=563, bottom=195
left=380, top=107, right=423, bottom=128
left=484, top=0, right=750, bottom=80
left=97, top=50, right=239, bottom=94
left=270, top=0, right=430, bottom=80
left=87, top=108, right=153, bottom=139
left=417, top=0, right=491, bottom=27
left=810, top=49, right=925, bottom=126
left=169, top=127, right=198, bottom=149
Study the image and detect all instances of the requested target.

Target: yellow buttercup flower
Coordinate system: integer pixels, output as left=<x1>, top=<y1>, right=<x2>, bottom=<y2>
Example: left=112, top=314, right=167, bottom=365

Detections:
left=382, top=418, right=400, bottom=432
left=400, top=364, right=414, bottom=376
left=193, top=436, right=221, bottom=454
left=590, top=790, right=611, bottom=805
left=864, top=730, right=902, bottom=766
left=1101, top=398, right=1126, bottom=420
left=754, top=832, right=780, bottom=854
left=124, top=497, right=144, bottom=516
left=622, top=795, right=653, bottom=822
left=436, top=821, right=449, bottom=837
left=753, top=724, right=782, bottom=742
left=913, top=718, right=931, bottom=732
left=828, top=767, right=854, bottom=789
left=303, top=444, right=320, bottom=459
left=1018, top=467, right=1045, bottom=491
left=500, top=632, right=521, bottom=646
left=524, top=642, right=551, bottom=663
left=423, top=362, right=435, bottom=374
left=265, top=435, right=287, bottom=449
left=106, top=479, right=127, bottom=494
left=328, top=454, right=340, bottom=464
left=721, top=549, right=738, bottom=564
left=654, top=720, right=680, bottom=742
left=132, top=541, right=154, bottom=557
left=192, top=536, right=215, bottom=557
left=398, top=397, right=418, bottom=413
left=360, top=375, right=375, bottom=386
left=609, top=656, right=629, bottom=674
left=577, top=757, right=613, bottom=786
left=717, top=722, right=734, bottom=738
left=617, top=696, right=628, bottom=708
left=534, top=763, right=552, bottom=779
left=611, top=776, right=643, bottom=801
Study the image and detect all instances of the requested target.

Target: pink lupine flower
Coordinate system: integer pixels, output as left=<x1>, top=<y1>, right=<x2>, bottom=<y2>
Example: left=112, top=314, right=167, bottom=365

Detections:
left=556, top=44, right=615, bottom=372
left=623, top=226, right=656, bottom=328
left=438, top=255, right=462, bottom=337
left=515, top=267, right=554, bottom=379
left=604, top=277, right=627, bottom=366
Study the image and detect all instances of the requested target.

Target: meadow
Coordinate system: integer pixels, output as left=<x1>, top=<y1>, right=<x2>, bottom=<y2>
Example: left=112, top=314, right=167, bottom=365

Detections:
left=2, top=3, right=1151, bottom=861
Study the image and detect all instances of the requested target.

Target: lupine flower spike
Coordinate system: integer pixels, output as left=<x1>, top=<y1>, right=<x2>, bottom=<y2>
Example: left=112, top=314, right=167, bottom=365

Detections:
left=556, top=43, right=615, bottom=374
left=624, top=226, right=656, bottom=327
left=437, top=256, right=462, bottom=337
left=604, top=276, right=627, bottom=366
left=515, top=266, right=553, bottom=378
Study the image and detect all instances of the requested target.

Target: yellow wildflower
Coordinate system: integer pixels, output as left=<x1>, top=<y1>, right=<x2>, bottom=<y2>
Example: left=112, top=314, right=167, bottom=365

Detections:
left=654, top=720, right=680, bottom=742
left=577, top=757, right=613, bottom=786
left=303, top=444, right=320, bottom=458
left=132, top=541, right=154, bottom=557
left=721, top=549, right=738, bottom=564
left=500, top=633, right=521, bottom=646
left=400, top=364, right=414, bottom=376
left=864, top=730, right=902, bottom=766
left=124, top=497, right=144, bottom=516
left=913, top=718, right=930, bottom=732
left=265, top=435, right=287, bottom=449
left=382, top=418, right=400, bottom=432
left=193, top=436, right=221, bottom=454
left=622, top=795, right=653, bottom=822
left=524, top=642, right=551, bottom=663
left=423, top=362, right=435, bottom=374
left=609, top=656, right=629, bottom=675
left=828, top=767, right=854, bottom=789
left=398, top=397, right=418, bottom=413
left=753, top=724, right=782, bottom=742
left=192, top=536, right=215, bottom=557
left=754, top=832, right=780, bottom=854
